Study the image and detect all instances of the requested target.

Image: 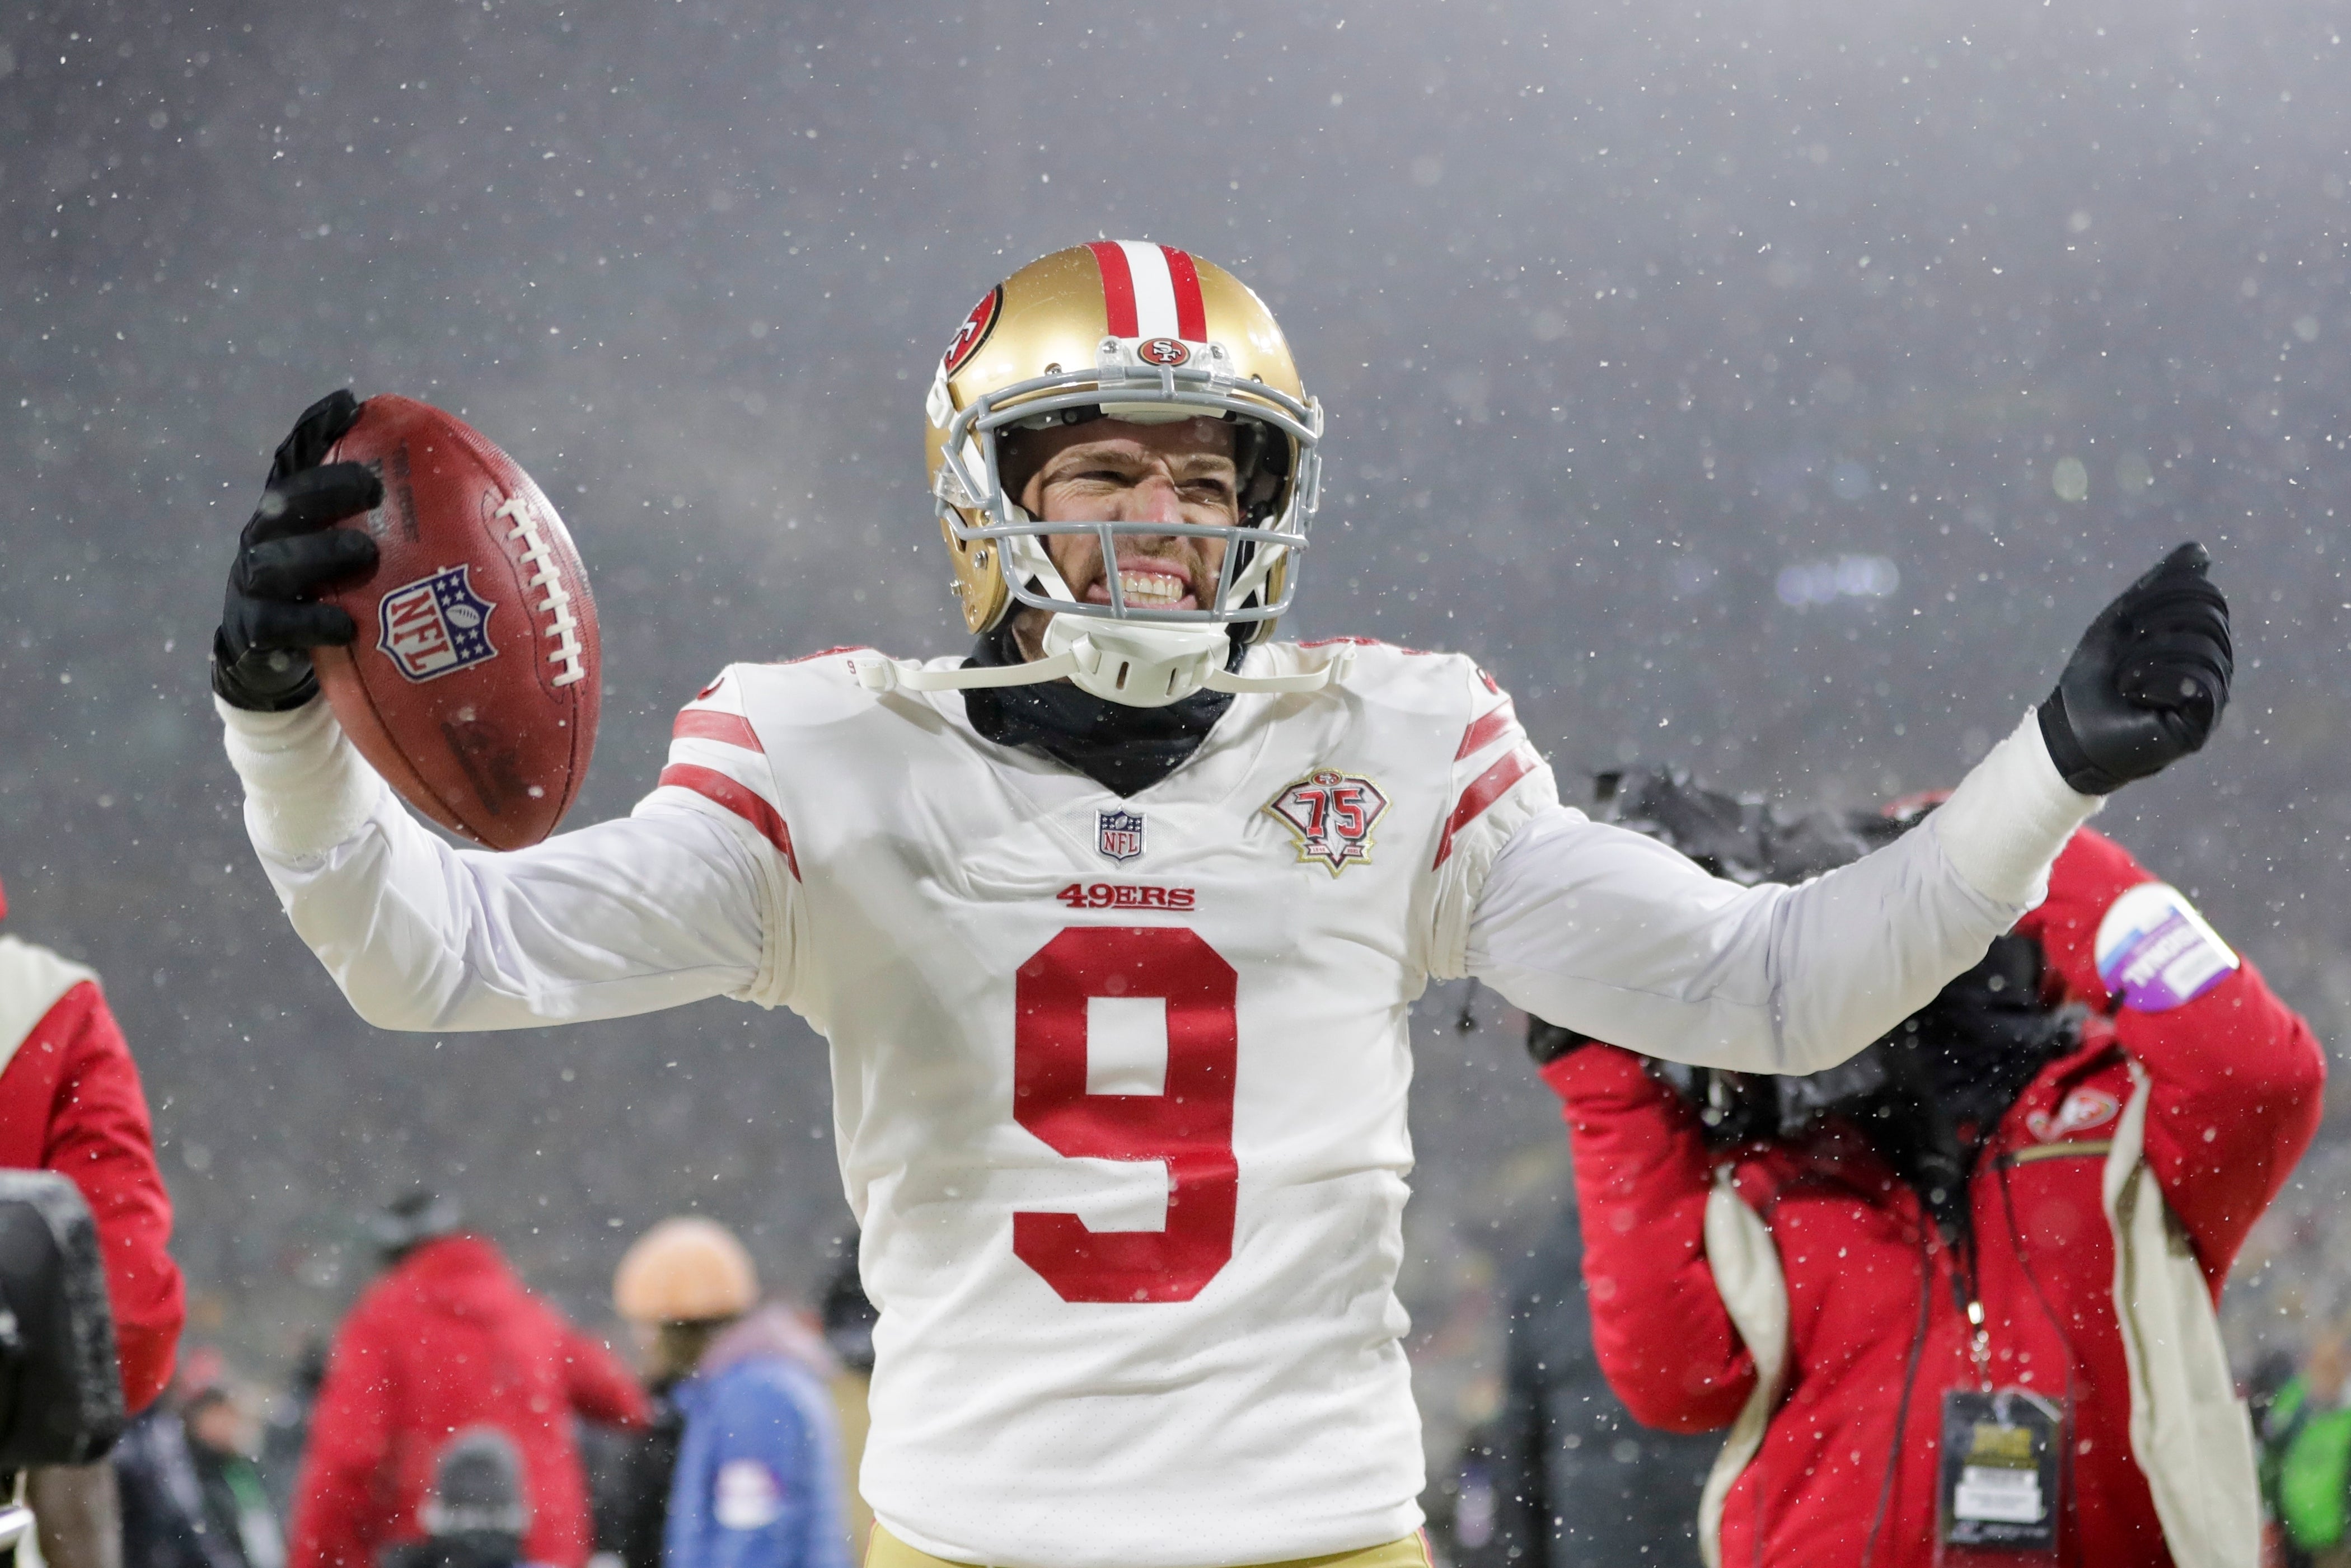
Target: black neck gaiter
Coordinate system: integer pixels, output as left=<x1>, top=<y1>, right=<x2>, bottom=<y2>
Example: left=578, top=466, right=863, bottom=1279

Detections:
left=959, top=624, right=1242, bottom=797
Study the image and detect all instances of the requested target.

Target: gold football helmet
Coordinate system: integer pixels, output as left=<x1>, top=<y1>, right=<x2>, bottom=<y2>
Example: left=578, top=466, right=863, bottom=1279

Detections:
left=893, top=242, right=1330, bottom=707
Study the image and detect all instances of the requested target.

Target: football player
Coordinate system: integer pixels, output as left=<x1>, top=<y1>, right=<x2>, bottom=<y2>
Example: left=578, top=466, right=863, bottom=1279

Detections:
left=210, top=242, right=2230, bottom=1568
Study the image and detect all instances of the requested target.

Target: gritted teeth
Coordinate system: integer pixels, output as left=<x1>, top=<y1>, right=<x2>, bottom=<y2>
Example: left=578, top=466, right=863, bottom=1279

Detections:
left=1117, top=568, right=1187, bottom=606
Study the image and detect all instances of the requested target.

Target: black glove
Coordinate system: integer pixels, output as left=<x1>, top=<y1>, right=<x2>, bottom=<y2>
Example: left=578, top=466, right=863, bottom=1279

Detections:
left=210, top=391, right=383, bottom=712
left=2036, top=542, right=2233, bottom=794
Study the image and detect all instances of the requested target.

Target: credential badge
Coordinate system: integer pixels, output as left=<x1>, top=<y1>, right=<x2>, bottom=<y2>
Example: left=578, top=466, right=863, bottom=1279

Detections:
left=2092, top=882, right=2238, bottom=1012
left=377, top=565, right=498, bottom=683
left=1265, top=769, right=1390, bottom=875
left=1097, top=807, right=1145, bottom=864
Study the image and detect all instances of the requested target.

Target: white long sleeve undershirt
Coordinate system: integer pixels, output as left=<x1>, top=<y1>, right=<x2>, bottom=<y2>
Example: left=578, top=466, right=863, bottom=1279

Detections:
left=221, top=696, right=769, bottom=1030
left=221, top=697, right=2094, bottom=1071
left=1464, top=711, right=2092, bottom=1073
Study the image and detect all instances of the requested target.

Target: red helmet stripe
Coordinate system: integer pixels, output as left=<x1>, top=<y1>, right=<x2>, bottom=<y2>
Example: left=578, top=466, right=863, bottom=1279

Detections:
left=1161, top=246, right=1208, bottom=341
left=1087, top=241, right=1140, bottom=337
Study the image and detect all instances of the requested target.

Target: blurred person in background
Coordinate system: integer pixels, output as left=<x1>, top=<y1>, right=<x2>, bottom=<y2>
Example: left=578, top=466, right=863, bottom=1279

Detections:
left=0, top=872, right=187, bottom=1568
left=183, top=1367, right=285, bottom=1568
left=381, top=1429, right=546, bottom=1568
left=115, top=1394, right=214, bottom=1568
left=1538, top=769, right=2324, bottom=1566
left=817, top=1246, right=877, bottom=1553
left=2254, top=1327, right=2351, bottom=1568
left=579, top=1417, right=642, bottom=1568
left=257, top=1339, right=328, bottom=1525
left=601, top=1222, right=707, bottom=1568
left=610, top=1218, right=846, bottom=1568
left=289, top=1193, right=649, bottom=1568
left=1435, top=1196, right=1713, bottom=1568
left=118, top=1351, right=286, bottom=1568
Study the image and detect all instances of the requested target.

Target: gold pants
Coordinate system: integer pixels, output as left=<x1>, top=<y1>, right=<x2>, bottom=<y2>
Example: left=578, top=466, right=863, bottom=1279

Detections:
left=865, top=1524, right=1432, bottom=1568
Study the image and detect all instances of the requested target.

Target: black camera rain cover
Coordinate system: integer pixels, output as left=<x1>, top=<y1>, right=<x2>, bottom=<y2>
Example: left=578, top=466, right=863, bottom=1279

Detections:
left=0, top=1170, right=125, bottom=1466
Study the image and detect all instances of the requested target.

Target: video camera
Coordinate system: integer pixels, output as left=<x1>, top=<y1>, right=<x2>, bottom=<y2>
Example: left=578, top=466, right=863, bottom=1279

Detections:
left=0, top=1170, right=128, bottom=1549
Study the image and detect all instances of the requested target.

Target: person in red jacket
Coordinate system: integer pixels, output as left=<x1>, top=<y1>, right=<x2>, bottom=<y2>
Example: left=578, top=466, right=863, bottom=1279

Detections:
left=0, top=872, right=188, bottom=1568
left=1537, top=772, right=2324, bottom=1567
left=0, top=875, right=186, bottom=1413
left=290, top=1191, right=652, bottom=1568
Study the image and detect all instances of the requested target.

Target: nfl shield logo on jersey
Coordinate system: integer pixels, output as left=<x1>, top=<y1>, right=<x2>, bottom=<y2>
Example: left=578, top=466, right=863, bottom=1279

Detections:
left=1265, top=769, right=1391, bottom=874
left=377, top=566, right=498, bottom=683
left=1097, top=808, right=1146, bottom=863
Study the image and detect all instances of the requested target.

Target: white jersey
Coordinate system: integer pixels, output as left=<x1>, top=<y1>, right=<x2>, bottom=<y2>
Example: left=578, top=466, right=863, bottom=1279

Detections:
left=662, top=641, right=1548, bottom=1563
left=220, top=637, right=2094, bottom=1568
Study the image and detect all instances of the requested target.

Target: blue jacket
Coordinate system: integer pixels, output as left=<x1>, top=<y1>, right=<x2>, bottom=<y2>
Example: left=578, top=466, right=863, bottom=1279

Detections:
left=664, top=1312, right=849, bottom=1568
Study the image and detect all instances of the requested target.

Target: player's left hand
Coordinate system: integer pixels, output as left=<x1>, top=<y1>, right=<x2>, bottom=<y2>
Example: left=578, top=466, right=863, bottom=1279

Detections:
left=2036, top=542, right=2232, bottom=795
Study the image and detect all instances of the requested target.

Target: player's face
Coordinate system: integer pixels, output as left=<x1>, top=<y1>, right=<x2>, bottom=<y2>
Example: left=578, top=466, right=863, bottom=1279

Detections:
left=1014, top=416, right=1239, bottom=615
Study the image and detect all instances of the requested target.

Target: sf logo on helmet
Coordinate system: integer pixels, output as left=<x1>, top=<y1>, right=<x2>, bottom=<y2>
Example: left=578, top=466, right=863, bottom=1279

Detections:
left=941, top=288, right=1003, bottom=375
left=1137, top=337, right=1191, bottom=367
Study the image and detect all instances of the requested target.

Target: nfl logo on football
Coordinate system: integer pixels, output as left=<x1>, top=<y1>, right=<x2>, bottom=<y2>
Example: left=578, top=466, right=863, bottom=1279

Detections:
left=378, top=565, right=499, bottom=683
left=1097, top=808, right=1145, bottom=864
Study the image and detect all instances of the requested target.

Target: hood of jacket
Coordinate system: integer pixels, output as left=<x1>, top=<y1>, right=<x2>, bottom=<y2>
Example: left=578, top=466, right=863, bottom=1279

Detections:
left=380, top=1234, right=523, bottom=1319
left=700, top=1302, right=837, bottom=1382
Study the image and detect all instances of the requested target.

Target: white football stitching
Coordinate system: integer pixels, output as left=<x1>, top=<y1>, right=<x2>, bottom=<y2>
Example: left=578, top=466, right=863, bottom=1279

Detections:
left=497, top=494, right=587, bottom=689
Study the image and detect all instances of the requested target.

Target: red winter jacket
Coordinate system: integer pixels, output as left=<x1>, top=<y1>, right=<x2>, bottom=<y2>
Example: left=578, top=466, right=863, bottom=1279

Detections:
left=1547, top=828, right=2324, bottom=1566
left=0, top=968, right=185, bottom=1414
left=289, top=1233, right=652, bottom=1568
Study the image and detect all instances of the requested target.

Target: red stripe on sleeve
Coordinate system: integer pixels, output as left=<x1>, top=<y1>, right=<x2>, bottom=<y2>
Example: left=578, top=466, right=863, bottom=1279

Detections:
left=1161, top=246, right=1208, bottom=340
left=658, top=764, right=799, bottom=880
left=1433, top=749, right=1539, bottom=870
left=1453, top=702, right=1519, bottom=761
left=1088, top=241, right=1139, bottom=337
left=671, top=710, right=764, bottom=752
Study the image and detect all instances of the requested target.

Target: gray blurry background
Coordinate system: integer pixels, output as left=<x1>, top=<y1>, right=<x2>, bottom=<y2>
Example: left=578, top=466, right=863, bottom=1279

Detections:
left=3, top=0, right=2346, bottom=1471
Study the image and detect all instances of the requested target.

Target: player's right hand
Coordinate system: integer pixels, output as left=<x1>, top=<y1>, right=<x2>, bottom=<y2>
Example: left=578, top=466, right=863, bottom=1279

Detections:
left=2036, top=542, right=2233, bottom=795
left=210, top=391, right=383, bottom=712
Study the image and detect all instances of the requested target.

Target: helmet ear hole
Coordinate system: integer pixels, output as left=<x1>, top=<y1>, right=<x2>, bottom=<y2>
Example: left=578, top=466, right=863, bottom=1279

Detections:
left=996, top=430, right=1042, bottom=511
left=1229, top=417, right=1290, bottom=527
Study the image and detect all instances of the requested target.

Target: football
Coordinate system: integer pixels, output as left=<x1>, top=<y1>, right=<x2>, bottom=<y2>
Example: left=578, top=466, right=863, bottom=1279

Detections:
left=311, top=395, right=600, bottom=850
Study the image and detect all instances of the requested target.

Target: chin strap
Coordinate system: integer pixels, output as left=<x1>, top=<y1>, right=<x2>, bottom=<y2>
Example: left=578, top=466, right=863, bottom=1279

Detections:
left=1205, top=660, right=1351, bottom=695
left=855, top=623, right=1353, bottom=705
left=861, top=651, right=1084, bottom=692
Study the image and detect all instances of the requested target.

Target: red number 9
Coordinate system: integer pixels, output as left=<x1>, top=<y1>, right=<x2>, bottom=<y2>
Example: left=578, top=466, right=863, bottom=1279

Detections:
left=1011, top=926, right=1239, bottom=1303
